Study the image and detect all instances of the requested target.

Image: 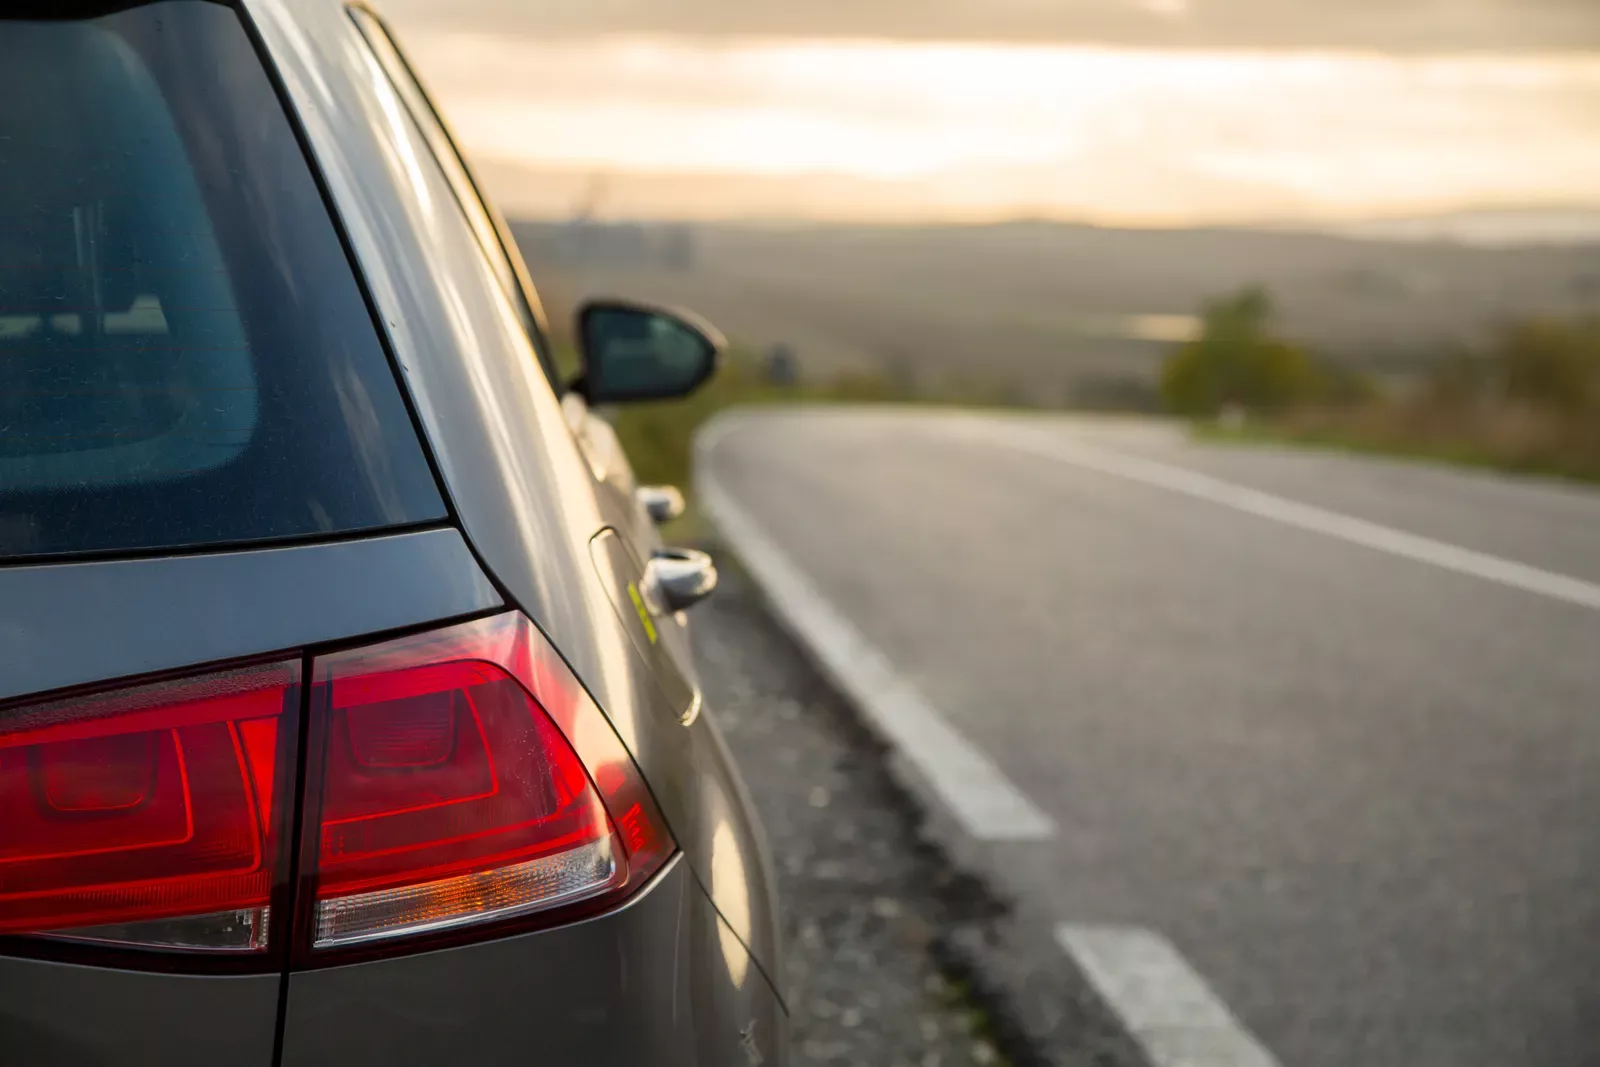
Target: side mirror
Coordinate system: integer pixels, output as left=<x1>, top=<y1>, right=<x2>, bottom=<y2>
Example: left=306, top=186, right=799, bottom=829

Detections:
left=575, top=299, right=724, bottom=405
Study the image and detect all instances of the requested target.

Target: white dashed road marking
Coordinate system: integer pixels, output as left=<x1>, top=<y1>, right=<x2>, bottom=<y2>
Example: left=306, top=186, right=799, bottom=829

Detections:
left=1057, top=924, right=1282, bottom=1067
left=697, top=462, right=1053, bottom=841
left=949, top=420, right=1600, bottom=614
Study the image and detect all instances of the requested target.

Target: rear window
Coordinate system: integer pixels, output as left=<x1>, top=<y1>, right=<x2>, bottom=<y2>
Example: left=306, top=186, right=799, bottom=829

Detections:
left=0, top=2, right=445, bottom=560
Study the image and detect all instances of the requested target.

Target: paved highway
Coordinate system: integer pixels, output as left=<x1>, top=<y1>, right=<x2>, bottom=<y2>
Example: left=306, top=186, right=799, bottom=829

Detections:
left=697, top=409, right=1600, bottom=1067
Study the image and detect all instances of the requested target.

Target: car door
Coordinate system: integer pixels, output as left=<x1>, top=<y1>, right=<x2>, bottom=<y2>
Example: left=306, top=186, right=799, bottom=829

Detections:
left=563, top=390, right=669, bottom=558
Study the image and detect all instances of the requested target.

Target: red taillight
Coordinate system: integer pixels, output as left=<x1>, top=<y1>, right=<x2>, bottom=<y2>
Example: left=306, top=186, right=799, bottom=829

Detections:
left=0, top=613, right=671, bottom=961
left=305, top=613, right=674, bottom=950
left=0, top=662, right=298, bottom=951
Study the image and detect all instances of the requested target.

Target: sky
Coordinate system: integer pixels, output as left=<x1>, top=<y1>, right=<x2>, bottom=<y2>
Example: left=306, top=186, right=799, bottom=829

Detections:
left=380, top=0, right=1600, bottom=228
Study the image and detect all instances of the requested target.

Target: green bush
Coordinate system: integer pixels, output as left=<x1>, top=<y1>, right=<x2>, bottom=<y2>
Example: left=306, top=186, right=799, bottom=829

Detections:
left=1201, top=310, right=1600, bottom=485
left=1160, top=288, right=1327, bottom=416
left=1497, top=315, right=1600, bottom=414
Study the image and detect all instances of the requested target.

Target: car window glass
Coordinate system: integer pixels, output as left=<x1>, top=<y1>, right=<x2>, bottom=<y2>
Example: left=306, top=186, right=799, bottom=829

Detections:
left=0, top=2, right=445, bottom=560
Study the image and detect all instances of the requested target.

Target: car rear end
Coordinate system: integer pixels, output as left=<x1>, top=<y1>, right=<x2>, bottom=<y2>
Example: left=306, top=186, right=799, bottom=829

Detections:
left=0, top=3, right=780, bottom=1064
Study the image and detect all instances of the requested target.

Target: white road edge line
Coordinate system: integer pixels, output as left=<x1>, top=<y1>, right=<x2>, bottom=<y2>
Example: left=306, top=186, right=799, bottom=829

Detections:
left=1057, top=924, right=1281, bottom=1067
left=952, top=420, right=1600, bottom=613
left=695, top=449, right=1053, bottom=841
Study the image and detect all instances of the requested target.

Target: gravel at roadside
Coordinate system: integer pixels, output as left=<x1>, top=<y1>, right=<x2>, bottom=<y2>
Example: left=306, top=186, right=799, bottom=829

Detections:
left=692, top=561, right=1013, bottom=1067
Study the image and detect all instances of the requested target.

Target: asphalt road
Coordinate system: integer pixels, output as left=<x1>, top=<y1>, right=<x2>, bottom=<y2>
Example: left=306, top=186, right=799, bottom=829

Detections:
left=697, top=409, right=1600, bottom=1067
left=693, top=562, right=1014, bottom=1067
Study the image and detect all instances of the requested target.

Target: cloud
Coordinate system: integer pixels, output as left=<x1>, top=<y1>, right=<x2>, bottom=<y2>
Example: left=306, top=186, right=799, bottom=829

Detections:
left=409, top=33, right=1600, bottom=223
left=1135, top=0, right=1191, bottom=18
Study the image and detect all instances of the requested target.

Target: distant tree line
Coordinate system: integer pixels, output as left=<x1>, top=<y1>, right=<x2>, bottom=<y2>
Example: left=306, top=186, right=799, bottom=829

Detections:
left=1162, top=286, right=1600, bottom=481
left=1159, top=287, right=1372, bottom=416
left=1162, top=285, right=1600, bottom=418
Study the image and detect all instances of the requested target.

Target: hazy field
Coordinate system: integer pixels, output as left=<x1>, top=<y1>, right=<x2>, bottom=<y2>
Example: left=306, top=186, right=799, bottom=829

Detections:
left=512, top=218, right=1600, bottom=407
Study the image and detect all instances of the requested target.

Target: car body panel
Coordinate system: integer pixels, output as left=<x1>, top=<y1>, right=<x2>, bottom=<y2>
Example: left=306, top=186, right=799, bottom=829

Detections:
left=245, top=0, right=782, bottom=984
left=0, top=528, right=499, bottom=703
left=589, top=527, right=699, bottom=722
left=279, top=857, right=786, bottom=1067
left=0, top=956, right=279, bottom=1067
left=571, top=397, right=705, bottom=703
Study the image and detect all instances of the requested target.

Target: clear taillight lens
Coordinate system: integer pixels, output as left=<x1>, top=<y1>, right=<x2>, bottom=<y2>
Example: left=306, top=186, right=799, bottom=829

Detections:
left=0, top=662, right=298, bottom=951
left=305, top=613, right=674, bottom=950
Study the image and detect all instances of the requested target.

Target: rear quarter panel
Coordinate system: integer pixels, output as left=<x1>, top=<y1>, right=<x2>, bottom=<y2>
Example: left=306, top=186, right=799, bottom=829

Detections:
left=279, top=859, right=786, bottom=1067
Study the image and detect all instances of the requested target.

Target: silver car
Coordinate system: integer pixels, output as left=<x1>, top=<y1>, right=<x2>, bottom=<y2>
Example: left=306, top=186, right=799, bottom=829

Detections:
left=0, top=1, right=784, bottom=1064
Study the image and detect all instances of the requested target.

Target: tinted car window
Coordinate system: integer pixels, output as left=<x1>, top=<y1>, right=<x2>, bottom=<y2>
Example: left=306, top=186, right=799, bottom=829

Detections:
left=0, top=2, right=445, bottom=560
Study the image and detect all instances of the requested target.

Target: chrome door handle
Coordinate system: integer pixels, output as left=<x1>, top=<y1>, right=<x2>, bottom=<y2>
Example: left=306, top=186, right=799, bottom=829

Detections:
left=637, top=485, right=686, bottom=525
left=644, top=548, right=717, bottom=613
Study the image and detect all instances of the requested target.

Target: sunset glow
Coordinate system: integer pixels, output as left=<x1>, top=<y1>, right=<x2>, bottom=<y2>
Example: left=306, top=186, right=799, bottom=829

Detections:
left=406, top=33, right=1600, bottom=224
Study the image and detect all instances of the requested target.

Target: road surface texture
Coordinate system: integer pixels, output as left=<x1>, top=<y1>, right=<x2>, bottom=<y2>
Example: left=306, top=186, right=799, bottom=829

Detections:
left=693, top=562, right=1027, bottom=1066
left=696, top=409, right=1600, bottom=1067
